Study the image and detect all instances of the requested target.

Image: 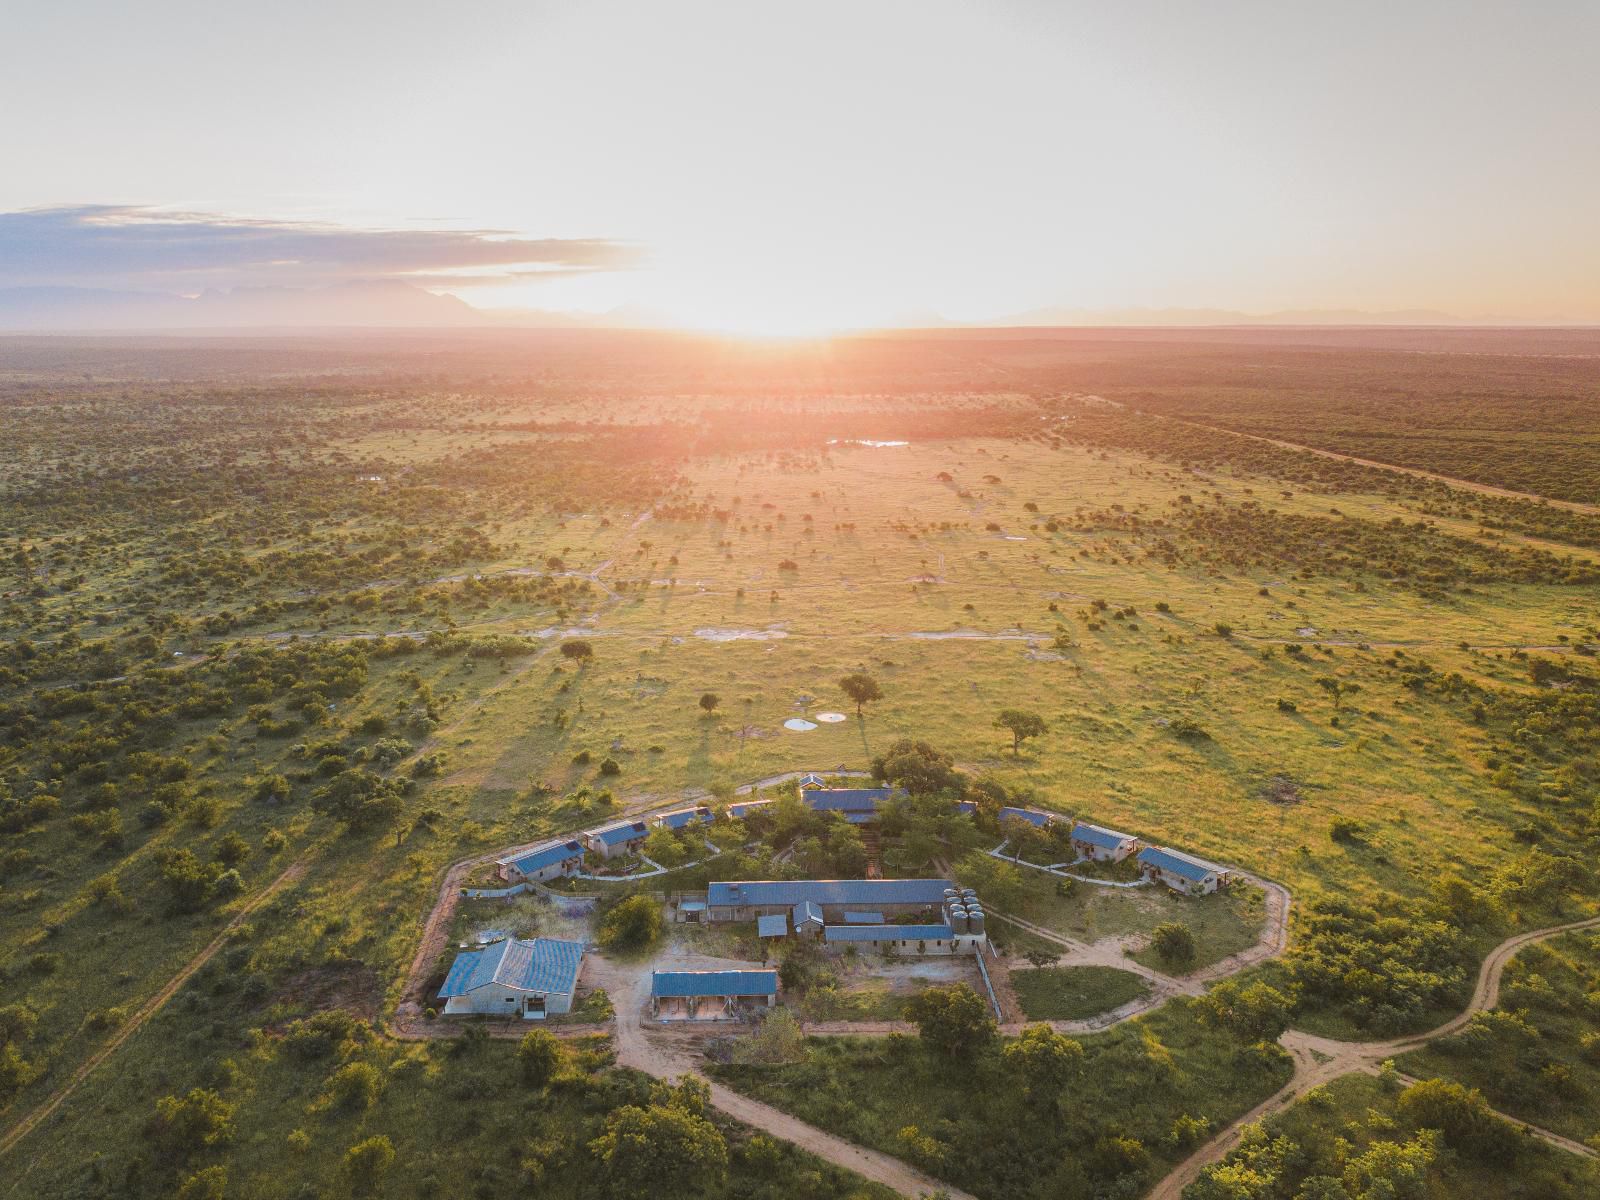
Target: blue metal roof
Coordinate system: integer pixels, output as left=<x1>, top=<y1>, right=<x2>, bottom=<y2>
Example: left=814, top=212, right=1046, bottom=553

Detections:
left=953, top=801, right=977, bottom=816
left=1137, top=846, right=1220, bottom=883
left=824, top=924, right=955, bottom=943
left=501, top=840, right=583, bottom=876
left=727, top=799, right=774, bottom=819
left=1070, top=823, right=1135, bottom=851
left=757, top=914, right=788, bottom=937
left=708, top=879, right=954, bottom=908
left=842, top=911, right=884, bottom=924
left=437, top=936, right=585, bottom=998
left=803, top=788, right=897, bottom=813
left=656, top=807, right=712, bottom=830
left=792, top=900, right=823, bottom=925
left=651, top=970, right=778, bottom=998
left=588, top=820, right=648, bottom=847
left=999, top=806, right=1055, bottom=828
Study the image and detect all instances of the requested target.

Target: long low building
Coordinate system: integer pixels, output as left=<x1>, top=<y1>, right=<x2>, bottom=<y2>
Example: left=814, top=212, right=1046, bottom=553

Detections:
left=1070, top=822, right=1139, bottom=863
left=801, top=787, right=901, bottom=824
left=1137, top=846, right=1228, bottom=895
left=496, top=839, right=585, bottom=883
left=706, top=878, right=954, bottom=922
left=726, top=799, right=774, bottom=821
left=650, top=969, right=778, bottom=1019
left=437, top=936, right=585, bottom=1017
left=823, top=923, right=974, bottom=954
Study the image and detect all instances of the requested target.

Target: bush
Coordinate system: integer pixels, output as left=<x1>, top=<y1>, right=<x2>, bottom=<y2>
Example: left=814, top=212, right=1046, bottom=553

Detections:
left=598, top=895, right=663, bottom=951
left=598, top=757, right=621, bottom=776
left=343, top=1135, right=396, bottom=1196
left=325, top=1060, right=382, bottom=1111
left=1150, top=922, right=1196, bottom=967
left=518, top=1029, right=562, bottom=1087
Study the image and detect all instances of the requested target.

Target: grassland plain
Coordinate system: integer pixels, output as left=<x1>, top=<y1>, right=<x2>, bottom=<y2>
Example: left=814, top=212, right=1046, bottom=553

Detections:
left=2, top=333, right=1598, bottom=1199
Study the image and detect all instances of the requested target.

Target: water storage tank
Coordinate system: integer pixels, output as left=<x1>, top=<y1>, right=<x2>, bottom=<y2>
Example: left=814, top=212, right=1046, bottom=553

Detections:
left=967, top=909, right=986, bottom=936
left=943, top=888, right=959, bottom=901
left=960, top=888, right=977, bottom=900
left=949, top=907, right=969, bottom=935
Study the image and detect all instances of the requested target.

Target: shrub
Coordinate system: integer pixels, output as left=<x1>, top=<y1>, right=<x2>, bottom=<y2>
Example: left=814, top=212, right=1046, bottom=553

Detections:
left=598, top=895, right=663, bottom=951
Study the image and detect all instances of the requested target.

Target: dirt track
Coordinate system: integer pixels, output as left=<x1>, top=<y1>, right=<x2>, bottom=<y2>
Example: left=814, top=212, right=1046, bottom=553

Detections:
left=0, top=857, right=312, bottom=1168
left=1146, top=913, right=1600, bottom=1199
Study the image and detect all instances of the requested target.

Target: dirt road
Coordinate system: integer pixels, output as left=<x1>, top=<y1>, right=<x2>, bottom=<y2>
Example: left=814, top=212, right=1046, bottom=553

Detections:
left=1167, top=416, right=1600, bottom=516
left=1146, top=913, right=1600, bottom=1199
left=586, top=951, right=977, bottom=1200
left=0, top=857, right=312, bottom=1166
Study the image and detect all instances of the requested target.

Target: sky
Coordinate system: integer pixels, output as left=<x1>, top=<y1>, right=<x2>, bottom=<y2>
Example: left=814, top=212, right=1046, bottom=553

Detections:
left=3, top=0, right=1598, bottom=332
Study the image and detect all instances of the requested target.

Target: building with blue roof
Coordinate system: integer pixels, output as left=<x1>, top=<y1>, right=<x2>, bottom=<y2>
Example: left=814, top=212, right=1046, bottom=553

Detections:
left=800, top=787, right=902, bottom=824
left=495, top=839, right=585, bottom=884
left=823, top=923, right=957, bottom=950
left=706, top=878, right=952, bottom=921
left=999, top=805, right=1056, bottom=829
left=1070, top=822, right=1140, bottom=863
left=726, top=798, right=774, bottom=821
left=842, top=911, right=884, bottom=924
left=791, top=900, right=824, bottom=935
left=655, top=806, right=713, bottom=832
left=757, top=914, right=788, bottom=939
left=650, top=969, right=778, bottom=1019
left=436, top=936, right=586, bottom=1017
left=1136, top=846, right=1227, bottom=895
left=581, top=819, right=649, bottom=860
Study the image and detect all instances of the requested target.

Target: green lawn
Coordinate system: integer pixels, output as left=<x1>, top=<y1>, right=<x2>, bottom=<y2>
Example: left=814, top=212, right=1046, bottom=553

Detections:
left=1010, top=965, right=1150, bottom=1021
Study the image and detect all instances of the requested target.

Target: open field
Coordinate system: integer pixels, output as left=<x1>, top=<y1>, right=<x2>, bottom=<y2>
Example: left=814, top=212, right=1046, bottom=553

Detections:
left=2, top=330, right=1597, bottom=1198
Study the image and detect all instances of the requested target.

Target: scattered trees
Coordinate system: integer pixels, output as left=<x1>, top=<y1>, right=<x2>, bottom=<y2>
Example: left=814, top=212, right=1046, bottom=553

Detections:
left=838, top=672, right=883, bottom=717
left=994, top=709, right=1047, bottom=755
left=904, top=983, right=996, bottom=1060
left=590, top=1079, right=728, bottom=1200
left=518, top=1028, right=563, bottom=1087
left=698, top=692, right=720, bottom=715
left=559, top=639, right=594, bottom=663
left=1150, top=922, right=1196, bottom=968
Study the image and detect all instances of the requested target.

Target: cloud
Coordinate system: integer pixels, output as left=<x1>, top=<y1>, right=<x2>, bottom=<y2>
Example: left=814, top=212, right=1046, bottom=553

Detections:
left=0, top=205, right=644, bottom=292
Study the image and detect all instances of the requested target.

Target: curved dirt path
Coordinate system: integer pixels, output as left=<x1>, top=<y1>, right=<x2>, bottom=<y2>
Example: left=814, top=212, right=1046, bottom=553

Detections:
left=1147, top=912, right=1600, bottom=1199
left=0, top=857, right=311, bottom=1165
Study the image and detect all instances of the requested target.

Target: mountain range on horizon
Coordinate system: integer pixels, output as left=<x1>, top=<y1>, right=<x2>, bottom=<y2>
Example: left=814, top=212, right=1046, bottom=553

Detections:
left=0, top=281, right=1585, bottom=333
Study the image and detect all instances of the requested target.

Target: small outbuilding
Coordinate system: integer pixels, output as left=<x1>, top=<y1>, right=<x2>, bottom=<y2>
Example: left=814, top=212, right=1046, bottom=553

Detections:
left=999, top=805, right=1056, bottom=829
left=1137, top=846, right=1227, bottom=895
left=496, top=839, right=584, bottom=883
left=582, top=820, right=649, bottom=860
left=791, top=900, right=824, bottom=936
left=650, top=969, right=779, bottom=1020
left=756, top=914, right=789, bottom=939
left=1070, top=822, right=1139, bottom=863
left=436, top=936, right=585, bottom=1018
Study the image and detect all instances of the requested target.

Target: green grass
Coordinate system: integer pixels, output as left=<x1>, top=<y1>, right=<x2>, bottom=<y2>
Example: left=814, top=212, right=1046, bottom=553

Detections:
left=1010, top=965, right=1150, bottom=1021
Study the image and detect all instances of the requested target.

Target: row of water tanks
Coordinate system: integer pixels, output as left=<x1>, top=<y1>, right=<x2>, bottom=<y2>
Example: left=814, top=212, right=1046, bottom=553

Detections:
left=943, top=887, right=985, bottom=936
